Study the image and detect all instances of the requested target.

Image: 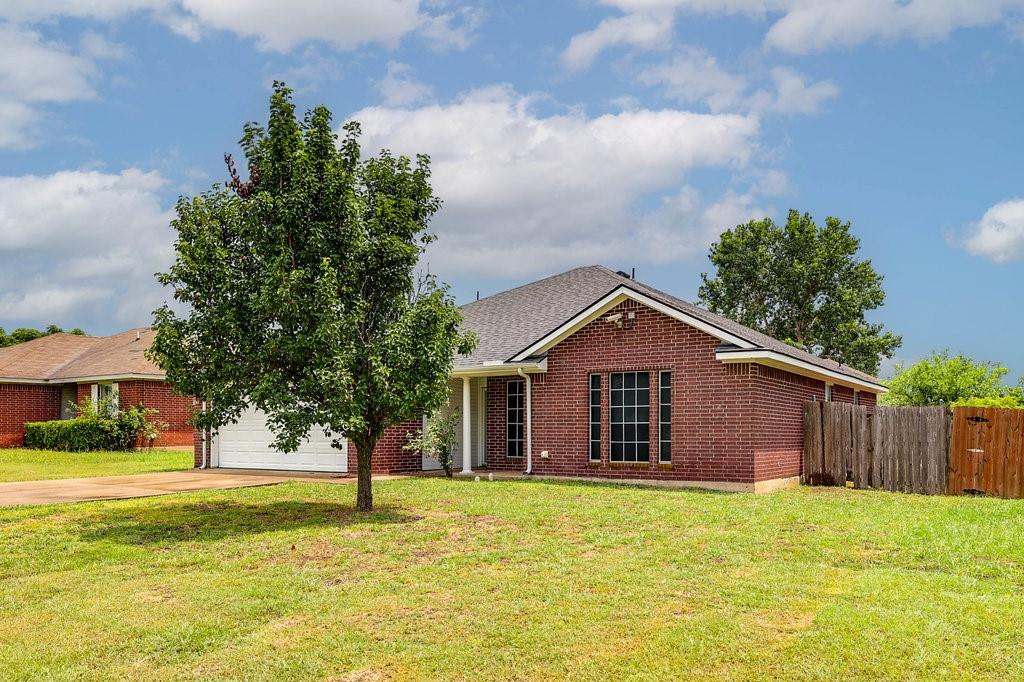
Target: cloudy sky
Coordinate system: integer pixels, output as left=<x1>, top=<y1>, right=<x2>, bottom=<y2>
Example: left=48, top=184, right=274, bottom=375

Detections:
left=0, top=0, right=1022, bottom=378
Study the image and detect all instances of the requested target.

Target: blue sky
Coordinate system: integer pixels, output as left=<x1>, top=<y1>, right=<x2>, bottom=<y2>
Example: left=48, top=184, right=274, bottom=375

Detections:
left=0, top=1, right=1022, bottom=380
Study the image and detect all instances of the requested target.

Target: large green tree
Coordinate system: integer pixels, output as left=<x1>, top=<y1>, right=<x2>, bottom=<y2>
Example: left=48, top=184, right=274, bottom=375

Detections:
left=150, top=83, right=475, bottom=511
left=698, top=210, right=901, bottom=374
left=882, top=351, right=1021, bottom=406
left=0, top=325, right=85, bottom=347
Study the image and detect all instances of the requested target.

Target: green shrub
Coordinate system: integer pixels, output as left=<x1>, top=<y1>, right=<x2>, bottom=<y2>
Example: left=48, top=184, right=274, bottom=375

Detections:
left=952, top=395, right=1024, bottom=409
left=24, top=401, right=168, bottom=452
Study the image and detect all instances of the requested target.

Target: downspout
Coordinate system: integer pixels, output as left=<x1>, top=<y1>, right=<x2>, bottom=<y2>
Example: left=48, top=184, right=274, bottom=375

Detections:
left=517, top=368, right=533, bottom=475
left=199, top=400, right=208, bottom=469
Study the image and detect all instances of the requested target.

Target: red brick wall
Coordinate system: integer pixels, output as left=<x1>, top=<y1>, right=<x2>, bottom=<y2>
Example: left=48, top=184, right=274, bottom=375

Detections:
left=347, top=420, right=423, bottom=474
left=0, top=383, right=62, bottom=446
left=750, top=366, right=826, bottom=482
left=485, top=300, right=765, bottom=483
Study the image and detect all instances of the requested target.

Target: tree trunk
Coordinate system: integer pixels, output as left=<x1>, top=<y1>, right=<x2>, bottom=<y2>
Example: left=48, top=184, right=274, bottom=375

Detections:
left=354, top=438, right=376, bottom=512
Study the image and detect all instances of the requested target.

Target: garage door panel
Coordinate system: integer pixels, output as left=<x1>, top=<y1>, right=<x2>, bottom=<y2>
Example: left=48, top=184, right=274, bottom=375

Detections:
left=216, top=408, right=347, bottom=472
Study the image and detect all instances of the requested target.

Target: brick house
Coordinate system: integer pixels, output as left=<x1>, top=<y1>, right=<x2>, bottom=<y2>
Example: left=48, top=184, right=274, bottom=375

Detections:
left=0, top=328, right=194, bottom=447
left=198, top=266, right=885, bottom=492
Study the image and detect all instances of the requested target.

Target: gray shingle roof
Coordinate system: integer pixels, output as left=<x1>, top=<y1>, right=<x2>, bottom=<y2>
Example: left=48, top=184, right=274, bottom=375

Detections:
left=456, top=265, right=884, bottom=388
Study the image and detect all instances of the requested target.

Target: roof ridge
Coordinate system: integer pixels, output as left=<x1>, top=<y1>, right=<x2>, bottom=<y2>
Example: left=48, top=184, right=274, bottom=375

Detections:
left=462, top=265, right=604, bottom=308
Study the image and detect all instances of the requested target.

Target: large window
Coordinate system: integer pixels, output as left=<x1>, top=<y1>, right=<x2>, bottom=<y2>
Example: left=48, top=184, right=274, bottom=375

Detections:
left=507, top=380, right=525, bottom=457
left=589, top=374, right=601, bottom=461
left=610, top=371, right=650, bottom=462
left=659, top=371, right=671, bottom=463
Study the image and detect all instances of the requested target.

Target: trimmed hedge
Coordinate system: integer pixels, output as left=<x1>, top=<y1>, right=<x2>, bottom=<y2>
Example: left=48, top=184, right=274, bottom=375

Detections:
left=24, top=408, right=149, bottom=452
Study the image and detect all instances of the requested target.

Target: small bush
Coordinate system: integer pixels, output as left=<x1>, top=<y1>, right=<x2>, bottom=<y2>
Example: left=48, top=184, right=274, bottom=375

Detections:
left=952, top=395, right=1024, bottom=409
left=24, top=400, right=167, bottom=452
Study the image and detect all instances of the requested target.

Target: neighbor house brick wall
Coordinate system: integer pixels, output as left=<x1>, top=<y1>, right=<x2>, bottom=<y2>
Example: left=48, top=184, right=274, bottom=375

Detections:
left=347, top=420, right=422, bottom=474
left=117, top=380, right=195, bottom=446
left=0, top=384, right=62, bottom=446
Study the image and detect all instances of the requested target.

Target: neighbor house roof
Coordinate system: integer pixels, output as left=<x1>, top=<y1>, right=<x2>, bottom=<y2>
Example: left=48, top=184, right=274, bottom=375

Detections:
left=457, top=265, right=885, bottom=391
left=0, top=328, right=162, bottom=383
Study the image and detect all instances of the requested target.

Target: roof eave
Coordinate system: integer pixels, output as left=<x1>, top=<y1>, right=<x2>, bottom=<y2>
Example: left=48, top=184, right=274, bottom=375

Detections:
left=715, top=348, right=888, bottom=393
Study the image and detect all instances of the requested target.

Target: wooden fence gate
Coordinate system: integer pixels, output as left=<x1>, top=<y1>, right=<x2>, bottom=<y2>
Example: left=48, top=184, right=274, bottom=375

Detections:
left=949, top=406, right=1024, bottom=498
left=803, top=402, right=950, bottom=494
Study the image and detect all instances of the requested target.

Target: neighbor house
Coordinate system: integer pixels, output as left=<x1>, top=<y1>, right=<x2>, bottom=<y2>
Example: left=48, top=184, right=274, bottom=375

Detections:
left=0, top=328, right=195, bottom=447
left=197, top=266, right=886, bottom=492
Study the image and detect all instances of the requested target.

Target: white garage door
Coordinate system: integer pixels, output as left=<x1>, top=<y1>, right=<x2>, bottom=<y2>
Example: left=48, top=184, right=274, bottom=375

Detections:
left=215, top=408, right=347, bottom=472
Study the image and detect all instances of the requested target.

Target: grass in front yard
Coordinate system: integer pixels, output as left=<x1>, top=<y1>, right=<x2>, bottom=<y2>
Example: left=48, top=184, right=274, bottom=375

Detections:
left=2, top=478, right=1024, bottom=680
left=0, top=448, right=193, bottom=482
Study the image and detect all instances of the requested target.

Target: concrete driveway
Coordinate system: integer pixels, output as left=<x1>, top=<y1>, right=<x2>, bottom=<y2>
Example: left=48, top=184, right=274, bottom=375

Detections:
left=0, top=469, right=356, bottom=507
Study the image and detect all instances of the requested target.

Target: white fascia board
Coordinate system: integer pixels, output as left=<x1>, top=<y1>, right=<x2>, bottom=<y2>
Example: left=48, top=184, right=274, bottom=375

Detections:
left=0, top=376, right=49, bottom=384
left=452, top=359, right=547, bottom=378
left=48, top=373, right=166, bottom=383
left=509, top=286, right=755, bottom=362
left=715, top=349, right=888, bottom=394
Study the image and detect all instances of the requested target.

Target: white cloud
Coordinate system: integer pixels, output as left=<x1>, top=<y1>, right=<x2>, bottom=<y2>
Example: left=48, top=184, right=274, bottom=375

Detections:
left=639, top=51, right=837, bottom=115
left=0, top=169, right=175, bottom=327
left=0, top=23, right=105, bottom=148
left=1, top=0, right=482, bottom=53
left=748, top=66, right=839, bottom=114
left=417, top=5, right=484, bottom=52
left=963, top=199, right=1024, bottom=263
left=80, top=31, right=130, bottom=60
left=561, top=12, right=673, bottom=71
left=178, top=0, right=421, bottom=52
left=638, top=47, right=747, bottom=111
left=374, top=61, right=433, bottom=106
left=764, top=0, right=1024, bottom=54
left=348, top=85, right=760, bottom=276
left=575, top=0, right=1024, bottom=56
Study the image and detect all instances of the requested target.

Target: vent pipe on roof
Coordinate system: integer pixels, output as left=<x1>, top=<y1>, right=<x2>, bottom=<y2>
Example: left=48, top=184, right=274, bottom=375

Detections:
left=135, top=330, right=141, bottom=341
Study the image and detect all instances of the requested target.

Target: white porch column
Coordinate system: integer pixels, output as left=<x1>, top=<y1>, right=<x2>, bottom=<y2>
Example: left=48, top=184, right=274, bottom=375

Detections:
left=461, top=376, right=473, bottom=474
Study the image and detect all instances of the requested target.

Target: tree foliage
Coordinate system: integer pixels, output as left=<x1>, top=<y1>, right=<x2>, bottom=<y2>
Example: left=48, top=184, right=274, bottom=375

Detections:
left=150, top=82, right=475, bottom=511
left=0, top=325, right=85, bottom=347
left=698, top=210, right=901, bottom=375
left=882, top=351, right=1021, bottom=407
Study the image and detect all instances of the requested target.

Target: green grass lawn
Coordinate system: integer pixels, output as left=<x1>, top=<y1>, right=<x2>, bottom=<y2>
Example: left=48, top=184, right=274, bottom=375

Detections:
left=2, top=478, right=1023, bottom=681
left=0, top=448, right=193, bottom=482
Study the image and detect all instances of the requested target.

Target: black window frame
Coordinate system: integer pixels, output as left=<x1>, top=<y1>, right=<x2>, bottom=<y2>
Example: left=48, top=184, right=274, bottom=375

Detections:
left=659, top=371, right=671, bottom=463
left=589, top=374, right=601, bottom=461
left=506, top=379, right=525, bottom=457
left=609, top=371, right=650, bottom=463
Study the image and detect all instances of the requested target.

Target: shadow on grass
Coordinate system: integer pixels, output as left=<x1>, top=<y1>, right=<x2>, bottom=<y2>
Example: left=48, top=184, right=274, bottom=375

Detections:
left=78, top=500, right=419, bottom=546
left=432, top=473, right=733, bottom=496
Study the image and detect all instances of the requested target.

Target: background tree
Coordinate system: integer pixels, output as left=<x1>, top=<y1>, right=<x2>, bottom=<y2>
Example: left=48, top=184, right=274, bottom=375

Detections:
left=0, top=325, right=85, bottom=347
left=698, top=210, right=901, bottom=375
left=150, top=83, right=475, bottom=511
left=882, top=351, right=1021, bottom=406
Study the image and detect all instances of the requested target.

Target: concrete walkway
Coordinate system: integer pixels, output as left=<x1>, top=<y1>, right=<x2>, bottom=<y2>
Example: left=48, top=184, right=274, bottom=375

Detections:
left=0, top=469, right=358, bottom=507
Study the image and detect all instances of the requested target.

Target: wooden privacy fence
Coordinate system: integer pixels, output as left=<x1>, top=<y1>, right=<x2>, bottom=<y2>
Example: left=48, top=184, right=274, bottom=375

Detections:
left=804, top=402, right=1024, bottom=497
left=803, top=402, right=949, bottom=494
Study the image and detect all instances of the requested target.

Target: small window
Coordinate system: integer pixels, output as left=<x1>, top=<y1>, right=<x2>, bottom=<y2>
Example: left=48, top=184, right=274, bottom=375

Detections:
left=609, top=371, right=650, bottom=463
left=506, top=380, right=525, bottom=457
left=853, top=390, right=859, bottom=405
left=589, top=374, right=601, bottom=461
left=825, top=384, right=833, bottom=402
left=92, top=382, right=119, bottom=416
left=659, top=371, right=671, bottom=463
